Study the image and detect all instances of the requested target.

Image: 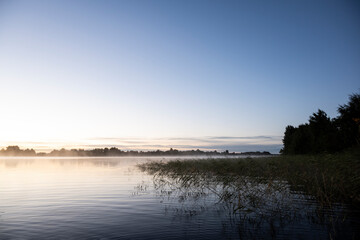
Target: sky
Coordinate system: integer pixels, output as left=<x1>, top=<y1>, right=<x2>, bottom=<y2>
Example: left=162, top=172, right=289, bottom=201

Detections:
left=0, top=0, right=359, bottom=153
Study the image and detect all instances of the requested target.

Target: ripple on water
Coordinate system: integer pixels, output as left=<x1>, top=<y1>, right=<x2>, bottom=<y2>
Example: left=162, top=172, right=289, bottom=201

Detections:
left=0, top=157, right=359, bottom=239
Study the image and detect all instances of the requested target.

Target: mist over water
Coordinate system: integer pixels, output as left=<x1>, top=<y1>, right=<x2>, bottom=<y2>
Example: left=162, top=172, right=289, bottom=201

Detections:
left=0, top=157, right=358, bottom=239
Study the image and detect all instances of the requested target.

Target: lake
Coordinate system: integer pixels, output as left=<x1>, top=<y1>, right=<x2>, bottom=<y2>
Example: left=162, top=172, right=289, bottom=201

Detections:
left=0, top=157, right=358, bottom=239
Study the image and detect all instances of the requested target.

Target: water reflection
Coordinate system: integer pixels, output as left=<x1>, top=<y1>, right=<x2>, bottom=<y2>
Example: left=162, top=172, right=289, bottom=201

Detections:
left=0, top=157, right=358, bottom=239
left=139, top=163, right=359, bottom=239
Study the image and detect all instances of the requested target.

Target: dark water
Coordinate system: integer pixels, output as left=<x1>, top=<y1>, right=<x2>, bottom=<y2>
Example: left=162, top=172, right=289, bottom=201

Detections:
left=0, top=157, right=358, bottom=239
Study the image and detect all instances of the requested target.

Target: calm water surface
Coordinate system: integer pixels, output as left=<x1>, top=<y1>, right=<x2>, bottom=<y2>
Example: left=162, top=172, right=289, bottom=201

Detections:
left=0, top=157, right=358, bottom=239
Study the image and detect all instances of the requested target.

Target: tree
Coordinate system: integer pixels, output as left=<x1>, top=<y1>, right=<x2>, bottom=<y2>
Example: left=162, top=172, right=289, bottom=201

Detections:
left=281, top=125, right=296, bottom=154
left=281, top=91, right=360, bottom=155
left=308, top=109, right=339, bottom=153
left=336, top=93, right=360, bottom=148
left=6, top=146, right=20, bottom=152
left=281, top=124, right=314, bottom=154
left=292, top=124, right=314, bottom=154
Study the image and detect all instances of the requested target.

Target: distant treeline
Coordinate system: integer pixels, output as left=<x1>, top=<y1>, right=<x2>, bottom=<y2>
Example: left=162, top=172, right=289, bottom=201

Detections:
left=0, top=146, right=271, bottom=157
left=0, top=146, right=37, bottom=156
left=281, top=92, right=360, bottom=154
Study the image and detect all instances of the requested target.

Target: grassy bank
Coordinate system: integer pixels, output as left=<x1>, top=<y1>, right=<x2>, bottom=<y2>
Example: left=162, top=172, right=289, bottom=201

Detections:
left=139, top=149, right=360, bottom=208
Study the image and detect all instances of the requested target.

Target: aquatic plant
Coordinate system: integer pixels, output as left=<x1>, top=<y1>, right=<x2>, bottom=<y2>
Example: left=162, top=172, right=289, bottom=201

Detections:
left=139, top=150, right=360, bottom=208
left=138, top=151, right=360, bottom=239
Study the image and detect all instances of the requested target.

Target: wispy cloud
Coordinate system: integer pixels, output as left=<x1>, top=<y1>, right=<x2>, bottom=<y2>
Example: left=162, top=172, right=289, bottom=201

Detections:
left=208, top=136, right=276, bottom=140
left=83, top=135, right=283, bottom=153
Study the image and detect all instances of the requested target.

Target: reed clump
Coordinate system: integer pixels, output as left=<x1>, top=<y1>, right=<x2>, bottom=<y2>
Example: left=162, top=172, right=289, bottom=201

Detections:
left=139, top=149, right=360, bottom=208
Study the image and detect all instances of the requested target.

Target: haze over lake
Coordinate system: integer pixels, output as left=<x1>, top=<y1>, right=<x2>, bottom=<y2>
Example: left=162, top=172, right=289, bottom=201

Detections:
left=1, top=157, right=358, bottom=239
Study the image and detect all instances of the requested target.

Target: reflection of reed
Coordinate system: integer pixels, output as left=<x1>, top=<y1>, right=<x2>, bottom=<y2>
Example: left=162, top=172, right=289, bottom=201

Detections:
left=139, top=154, right=360, bottom=208
left=138, top=158, right=358, bottom=240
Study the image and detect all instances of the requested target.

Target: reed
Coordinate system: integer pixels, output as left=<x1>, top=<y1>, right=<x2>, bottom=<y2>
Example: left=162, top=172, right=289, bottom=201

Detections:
left=138, top=149, right=360, bottom=208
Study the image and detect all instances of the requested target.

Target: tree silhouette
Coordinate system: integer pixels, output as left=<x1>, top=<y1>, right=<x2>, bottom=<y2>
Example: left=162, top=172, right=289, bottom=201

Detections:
left=281, top=92, right=360, bottom=155
left=0, top=146, right=36, bottom=156
left=336, top=93, right=360, bottom=148
left=308, top=109, right=339, bottom=153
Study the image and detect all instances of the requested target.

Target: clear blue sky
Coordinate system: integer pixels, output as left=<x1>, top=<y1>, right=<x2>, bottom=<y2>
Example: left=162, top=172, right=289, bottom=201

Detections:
left=0, top=0, right=359, bottom=153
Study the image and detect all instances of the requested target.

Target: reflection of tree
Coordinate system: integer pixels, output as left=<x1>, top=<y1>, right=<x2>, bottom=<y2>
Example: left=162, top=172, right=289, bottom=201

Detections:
left=0, top=158, right=125, bottom=168
left=0, top=158, right=35, bottom=168
left=138, top=166, right=357, bottom=239
left=50, top=158, right=123, bottom=167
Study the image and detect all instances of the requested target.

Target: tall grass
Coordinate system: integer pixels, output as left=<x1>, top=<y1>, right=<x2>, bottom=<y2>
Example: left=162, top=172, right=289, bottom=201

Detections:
left=139, top=150, right=360, bottom=208
left=138, top=150, right=360, bottom=239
